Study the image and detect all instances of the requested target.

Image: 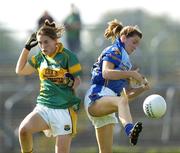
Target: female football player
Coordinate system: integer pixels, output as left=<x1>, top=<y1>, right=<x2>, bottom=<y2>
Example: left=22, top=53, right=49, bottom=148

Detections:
left=84, top=19, right=150, bottom=153
left=16, top=20, right=82, bottom=153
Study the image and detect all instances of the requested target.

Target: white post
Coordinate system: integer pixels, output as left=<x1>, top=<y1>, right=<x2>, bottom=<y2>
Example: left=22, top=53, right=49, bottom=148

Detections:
left=161, top=87, right=175, bottom=143
left=150, top=31, right=167, bottom=84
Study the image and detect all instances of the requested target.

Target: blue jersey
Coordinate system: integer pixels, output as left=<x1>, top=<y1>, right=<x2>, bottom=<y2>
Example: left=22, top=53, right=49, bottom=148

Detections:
left=91, top=38, right=132, bottom=95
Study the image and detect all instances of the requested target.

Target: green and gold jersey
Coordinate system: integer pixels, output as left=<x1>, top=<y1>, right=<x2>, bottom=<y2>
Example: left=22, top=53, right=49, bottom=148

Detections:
left=28, top=43, right=82, bottom=109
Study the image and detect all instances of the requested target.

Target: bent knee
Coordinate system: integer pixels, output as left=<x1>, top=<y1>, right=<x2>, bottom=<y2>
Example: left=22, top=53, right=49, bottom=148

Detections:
left=19, top=123, right=31, bottom=136
left=88, top=104, right=105, bottom=117
left=88, top=106, right=99, bottom=117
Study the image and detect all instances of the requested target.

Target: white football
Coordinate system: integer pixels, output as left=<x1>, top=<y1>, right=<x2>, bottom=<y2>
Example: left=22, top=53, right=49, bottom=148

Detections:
left=143, top=94, right=167, bottom=119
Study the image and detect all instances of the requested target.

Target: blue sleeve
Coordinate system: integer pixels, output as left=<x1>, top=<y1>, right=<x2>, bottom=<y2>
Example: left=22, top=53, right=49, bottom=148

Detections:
left=102, top=49, right=122, bottom=67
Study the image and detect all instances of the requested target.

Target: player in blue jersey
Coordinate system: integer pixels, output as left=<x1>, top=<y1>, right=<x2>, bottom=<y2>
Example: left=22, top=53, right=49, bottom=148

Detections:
left=84, top=19, right=150, bottom=153
left=16, top=20, right=82, bottom=153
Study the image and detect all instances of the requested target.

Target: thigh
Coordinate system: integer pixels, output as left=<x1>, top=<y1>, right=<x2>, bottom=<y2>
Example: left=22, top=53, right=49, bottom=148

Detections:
left=84, top=90, right=118, bottom=128
left=95, top=124, right=114, bottom=153
left=55, top=134, right=72, bottom=153
left=85, top=107, right=118, bottom=128
left=88, top=96, right=126, bottom=117
left=20, top=111, right=49, bottom=133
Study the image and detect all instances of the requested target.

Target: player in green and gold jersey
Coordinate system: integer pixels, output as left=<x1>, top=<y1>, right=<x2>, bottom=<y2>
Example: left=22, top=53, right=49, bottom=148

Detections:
left=16, top=19, right=82, bottom=153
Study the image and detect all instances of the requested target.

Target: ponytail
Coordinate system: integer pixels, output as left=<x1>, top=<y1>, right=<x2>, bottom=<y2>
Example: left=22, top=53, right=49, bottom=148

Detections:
left=104, top=19, right=123, bottom=42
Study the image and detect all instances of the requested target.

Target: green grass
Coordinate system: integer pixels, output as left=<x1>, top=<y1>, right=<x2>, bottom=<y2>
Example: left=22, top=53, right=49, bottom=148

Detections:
left=73, top=146, right=180, bottom=153
left=32, top=134, right=180, bottom=153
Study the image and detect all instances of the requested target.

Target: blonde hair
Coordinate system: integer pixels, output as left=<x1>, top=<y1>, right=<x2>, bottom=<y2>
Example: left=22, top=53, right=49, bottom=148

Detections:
left=104, top=19, right=142, bottom=42
left=104, top=19, right=123, bottom=42
left=37, top=19, right=65, bottom=39
left=120, top=25, right=142, bottom=39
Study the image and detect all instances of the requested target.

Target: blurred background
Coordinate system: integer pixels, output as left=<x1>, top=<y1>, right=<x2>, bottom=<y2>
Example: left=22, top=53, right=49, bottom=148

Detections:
left=0, top=0, right=180, bottom=153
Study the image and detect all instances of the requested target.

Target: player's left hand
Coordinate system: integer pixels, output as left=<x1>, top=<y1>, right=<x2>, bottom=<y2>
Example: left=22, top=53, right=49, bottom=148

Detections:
left=72, top=103, right=80, bottom=112
left=64, top=72, right=75, bottom=88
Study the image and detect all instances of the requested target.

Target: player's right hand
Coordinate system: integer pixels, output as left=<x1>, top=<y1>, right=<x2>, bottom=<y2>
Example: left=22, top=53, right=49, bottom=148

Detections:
left=131, top=70, right=146, bottom=85
left=64, top=72, right=75, bottom=88
left=25, top=32, right=38, bottom=51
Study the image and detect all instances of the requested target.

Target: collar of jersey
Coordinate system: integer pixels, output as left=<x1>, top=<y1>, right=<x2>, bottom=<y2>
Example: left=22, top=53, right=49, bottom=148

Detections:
left=46, top=43, right=64, bottom=59
left=115, top=37, right=125, bottom=49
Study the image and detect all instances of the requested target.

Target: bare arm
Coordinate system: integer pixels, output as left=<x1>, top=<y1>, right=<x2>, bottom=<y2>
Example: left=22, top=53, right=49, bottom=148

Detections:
left=102, top=61, right=146, bottom=84
left=126, top=82, right=150, bottom=100
left=15, top=48, right=36, bottom=75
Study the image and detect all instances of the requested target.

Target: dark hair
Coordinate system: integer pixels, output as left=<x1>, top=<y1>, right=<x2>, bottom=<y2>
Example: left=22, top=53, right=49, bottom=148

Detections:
left=37, top=19, right=65, bottom=40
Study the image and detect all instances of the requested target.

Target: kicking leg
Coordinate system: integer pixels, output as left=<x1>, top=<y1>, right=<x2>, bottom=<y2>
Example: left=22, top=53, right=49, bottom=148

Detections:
left=88, top=95, right=132, bottom=126
left=88, top=95, right=142, bottom=145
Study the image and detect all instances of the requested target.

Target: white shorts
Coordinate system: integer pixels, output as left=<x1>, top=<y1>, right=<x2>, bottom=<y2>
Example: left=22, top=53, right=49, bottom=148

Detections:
left=33, top=104, right=77, bottom=137
left=84, top=85, right=118, bottom=128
